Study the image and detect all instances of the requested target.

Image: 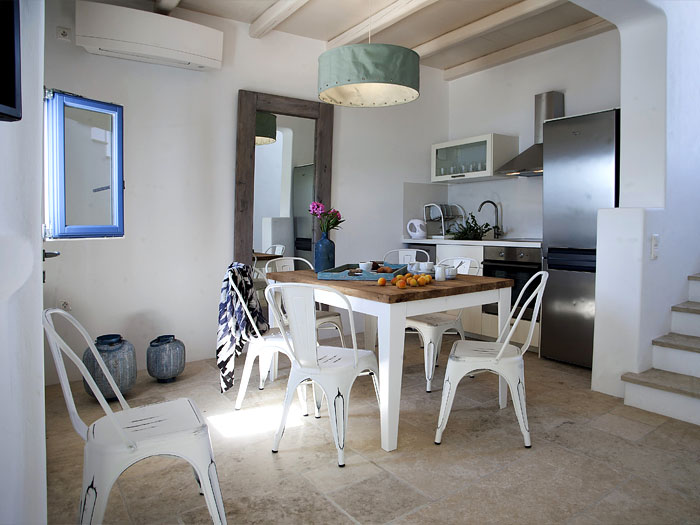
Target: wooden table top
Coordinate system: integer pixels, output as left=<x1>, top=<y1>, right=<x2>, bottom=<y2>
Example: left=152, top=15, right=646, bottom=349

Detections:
left=253, top=252, right=282, bottom=262
left=266, top=270, right=513, bottom=304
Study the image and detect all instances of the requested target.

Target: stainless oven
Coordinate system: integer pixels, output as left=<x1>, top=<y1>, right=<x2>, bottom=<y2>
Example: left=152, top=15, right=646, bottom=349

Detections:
left=482, top=246, right=542, bottom=321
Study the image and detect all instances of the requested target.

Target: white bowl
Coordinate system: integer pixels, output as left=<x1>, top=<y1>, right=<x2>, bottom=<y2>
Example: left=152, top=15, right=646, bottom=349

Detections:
left=359, top=261, right=373, bottom=272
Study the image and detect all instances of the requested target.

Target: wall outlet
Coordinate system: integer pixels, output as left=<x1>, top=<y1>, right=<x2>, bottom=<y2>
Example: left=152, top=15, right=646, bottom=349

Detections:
left=650, top=233, right=660, bottom=260
left=60, top=301, right=72, bottom=312
left=56, top=27, right=72, bottom=42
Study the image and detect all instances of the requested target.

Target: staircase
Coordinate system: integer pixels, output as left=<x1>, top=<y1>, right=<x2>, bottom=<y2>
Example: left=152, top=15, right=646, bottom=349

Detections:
left=621, top=274, right=700, bottom=425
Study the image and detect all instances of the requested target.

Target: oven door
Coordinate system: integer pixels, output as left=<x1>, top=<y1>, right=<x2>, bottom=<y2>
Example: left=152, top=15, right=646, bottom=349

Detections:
left=482, top=260, right=541, bottom=320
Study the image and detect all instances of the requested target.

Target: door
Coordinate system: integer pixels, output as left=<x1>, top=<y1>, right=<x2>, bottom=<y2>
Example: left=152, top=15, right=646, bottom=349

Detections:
left=540, top=267, right=596, bottom=367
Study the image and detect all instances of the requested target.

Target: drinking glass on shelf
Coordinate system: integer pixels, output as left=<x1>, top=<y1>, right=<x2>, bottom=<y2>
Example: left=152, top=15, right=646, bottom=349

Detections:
left=469, top=162, right=477, bottom=172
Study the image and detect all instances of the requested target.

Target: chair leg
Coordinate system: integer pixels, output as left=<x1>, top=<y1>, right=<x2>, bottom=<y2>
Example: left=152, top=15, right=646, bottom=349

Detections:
left=505, top=365, right=531, bottom=448
left=323, top=382, right=352, bottom=467
left=234, top=349, right=258, bottom=410
left=188, top=449, right=227, bottom=525
left=369, top=370, right=380, bottom=406
left=312, top=381, right=323, bottom=418
left=434, top=364, right=466, bottom=444
left=258, top=350, right=274, bottom=390
left=297, top=383, right=309, bottom=416
left=424, top=339, right=436, bottom=392
left=334, top=322, right=345, bottom=348
left=272, top=374, right=300, bottom=453
left=79, top=454, right=119, bottom=525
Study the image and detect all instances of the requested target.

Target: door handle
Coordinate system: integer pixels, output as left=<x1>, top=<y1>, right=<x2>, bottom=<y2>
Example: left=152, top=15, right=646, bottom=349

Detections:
left=43, top=250, right=61, bottom=261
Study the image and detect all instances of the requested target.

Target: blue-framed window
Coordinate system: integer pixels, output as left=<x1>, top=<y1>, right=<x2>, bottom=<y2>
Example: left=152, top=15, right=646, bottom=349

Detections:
left=44, top=91, right=124, bottom=238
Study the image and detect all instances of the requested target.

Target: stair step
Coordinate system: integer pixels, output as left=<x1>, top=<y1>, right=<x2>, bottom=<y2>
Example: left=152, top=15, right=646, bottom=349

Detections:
left=690, top=276, right=700, bottom=302
left=621, top=369, right=700, bottom=399
left=689, top=274, right=700, bottom=281
left=652, top=332, right=700, bottom=353
left=671, top=301, right=700, bottom=314
left=622, top=369, right=700, bottom=425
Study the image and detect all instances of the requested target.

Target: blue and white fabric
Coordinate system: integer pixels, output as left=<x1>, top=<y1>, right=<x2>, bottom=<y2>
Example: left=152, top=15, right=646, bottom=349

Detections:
left=216, top=262, right=269, bottom=392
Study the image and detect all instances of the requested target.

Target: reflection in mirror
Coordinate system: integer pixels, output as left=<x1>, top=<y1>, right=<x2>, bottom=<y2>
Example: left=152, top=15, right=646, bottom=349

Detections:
left=253, top=114, right=315, bottom=263
left=64, top=106, right=113, bottom=226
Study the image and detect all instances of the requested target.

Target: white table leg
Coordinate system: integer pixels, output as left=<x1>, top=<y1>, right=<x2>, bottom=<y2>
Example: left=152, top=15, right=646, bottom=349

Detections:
left=364, top=314, right=377, bottom=350
left=267, top=298, right=279, bottom=382
left=377, top=303, right=407, bottom=452
left=497, top=287, right=512, bottom=409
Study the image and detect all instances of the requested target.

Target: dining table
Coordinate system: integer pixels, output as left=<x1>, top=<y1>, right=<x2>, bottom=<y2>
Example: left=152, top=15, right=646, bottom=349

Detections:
left=265, top=269, right=513, bottom=452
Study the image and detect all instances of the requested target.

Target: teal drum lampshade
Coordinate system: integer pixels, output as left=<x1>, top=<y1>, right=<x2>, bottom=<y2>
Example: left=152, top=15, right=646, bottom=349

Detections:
left=318, top=43, right=420, bottom=107
left=255, top=111, right=277, bottom=145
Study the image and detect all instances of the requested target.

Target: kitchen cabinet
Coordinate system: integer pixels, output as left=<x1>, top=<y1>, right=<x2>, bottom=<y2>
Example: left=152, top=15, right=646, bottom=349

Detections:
left=431, top=133, right=519, bottom=183
left=436, top=244, right=484, bottom=334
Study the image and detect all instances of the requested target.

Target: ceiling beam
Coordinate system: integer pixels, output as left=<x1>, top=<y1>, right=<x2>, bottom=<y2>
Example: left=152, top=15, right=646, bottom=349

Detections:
left=414, top=0, right=566, bottom=59
left=249, top=0, right=310, bottom=39
left=444, top=16, right=615, bottom=81
left=327, top=0, right=439, bottom=49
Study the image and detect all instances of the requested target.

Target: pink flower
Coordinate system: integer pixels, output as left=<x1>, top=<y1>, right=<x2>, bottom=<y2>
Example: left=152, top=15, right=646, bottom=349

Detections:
left=309, top=201, right=325, bottom=216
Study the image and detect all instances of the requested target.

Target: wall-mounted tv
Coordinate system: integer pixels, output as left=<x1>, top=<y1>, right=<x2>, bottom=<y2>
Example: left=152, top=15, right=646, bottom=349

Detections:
left=0, top=0, right=22, bottom=122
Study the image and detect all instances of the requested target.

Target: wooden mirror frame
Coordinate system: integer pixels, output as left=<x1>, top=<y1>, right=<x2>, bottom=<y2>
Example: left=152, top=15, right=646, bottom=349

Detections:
left=234, top=90, right=334, bottom=265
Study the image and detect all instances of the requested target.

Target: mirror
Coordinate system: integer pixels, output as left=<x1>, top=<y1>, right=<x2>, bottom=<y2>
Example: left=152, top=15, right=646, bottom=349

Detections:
left=234, top=90, right=333, bottom=265
left=44, top=91, right=124, bottom=238
left=253, top=114, right=316, bottom=262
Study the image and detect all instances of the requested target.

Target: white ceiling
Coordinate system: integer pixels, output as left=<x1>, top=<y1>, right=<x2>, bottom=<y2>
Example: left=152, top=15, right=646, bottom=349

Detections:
left=173, top=0, right=616, bottom=80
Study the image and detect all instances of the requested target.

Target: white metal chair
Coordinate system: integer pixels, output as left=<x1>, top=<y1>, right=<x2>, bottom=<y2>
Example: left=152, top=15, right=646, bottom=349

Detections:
left=434, top=271, right=549, bottom=448
left=264, top=257, right=345, bottom=347
left=265, top=283, right=379, bottom=467
left=405, top=257, right=480, bottom=392
left=229, top=272, right=308, bottom=415
left=42, top=308, right=227, bottom=525
left=382, top=248, right=430, bottom=265
left=265, top=244, right=286, bottom=256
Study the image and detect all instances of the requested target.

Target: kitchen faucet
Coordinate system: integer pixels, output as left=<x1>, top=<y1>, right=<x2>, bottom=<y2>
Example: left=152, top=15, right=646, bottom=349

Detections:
left=478, top=200, right=502, bottom=238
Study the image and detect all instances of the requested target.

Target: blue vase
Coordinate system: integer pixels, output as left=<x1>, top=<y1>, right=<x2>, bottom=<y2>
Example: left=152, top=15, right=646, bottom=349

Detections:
left=147, top=334, right=186, bottom=383
left=314, top=231, right=335, bottom=272
left=83, top=334, right=137, bottom=400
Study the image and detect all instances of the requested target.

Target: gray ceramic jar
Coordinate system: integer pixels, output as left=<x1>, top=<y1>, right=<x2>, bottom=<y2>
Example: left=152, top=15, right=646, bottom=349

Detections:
left=82, top=334, right=137, bottom=400
left=147, top=335, right=185, bottom=383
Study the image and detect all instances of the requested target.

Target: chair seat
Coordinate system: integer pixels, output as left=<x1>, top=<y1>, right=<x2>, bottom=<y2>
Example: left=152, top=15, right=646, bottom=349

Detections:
left=406, top=312, right=459, bottom=328
left=298, top=345, right=377, bottom=372
left=450, top=340, right=522, bottom=362
left=89, top=397, right=205, bottom=448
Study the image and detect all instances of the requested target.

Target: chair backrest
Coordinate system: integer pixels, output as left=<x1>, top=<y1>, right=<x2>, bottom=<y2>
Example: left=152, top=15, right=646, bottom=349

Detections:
left=265, top=283, right=359, bottom=370
left=265, top=244, right=286, bottom=255
left=264, top=256, right=313, bottom=276
left=437, top=257, right=480, bottom=275
left=383, top=248, right=430, bottom=264
left=227, top=273, right=264, bottom=339
left=42, top=309, right=136, bottom=449
left=495, top=271, right=549, bottom=360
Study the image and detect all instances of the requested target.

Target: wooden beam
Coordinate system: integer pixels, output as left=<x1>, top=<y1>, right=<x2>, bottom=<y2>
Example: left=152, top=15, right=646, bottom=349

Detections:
left=327, top=0, right=438, bottom=49
left=249, top=0, right=310, bottom=39
left=414, top=0, right=566, bottom=59
left=444, top=16, right=615, bottom=81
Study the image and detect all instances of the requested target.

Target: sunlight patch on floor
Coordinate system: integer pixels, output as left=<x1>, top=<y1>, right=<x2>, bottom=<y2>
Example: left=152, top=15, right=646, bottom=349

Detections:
left=207, top=404, right=305, bottom=438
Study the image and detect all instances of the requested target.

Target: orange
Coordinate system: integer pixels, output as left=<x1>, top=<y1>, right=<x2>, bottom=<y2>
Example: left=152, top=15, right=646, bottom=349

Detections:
left=405, top=273, right=413, bottom=279
left=396, top=279, right=407, bottom=289
left=417, top=276, right=427, bottom=286
left=408, top=278, right=418, bottom=287
left=390, top=276, right=398, bottom=285
left=377, top=277, right=387, bottom=286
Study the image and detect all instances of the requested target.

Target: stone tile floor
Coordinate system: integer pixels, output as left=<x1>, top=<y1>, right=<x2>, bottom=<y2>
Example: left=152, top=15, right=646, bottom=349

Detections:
left=46, top=334, right=700, bottom=524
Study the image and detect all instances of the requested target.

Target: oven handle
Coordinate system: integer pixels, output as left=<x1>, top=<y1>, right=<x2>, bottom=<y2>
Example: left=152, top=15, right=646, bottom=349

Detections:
left=482, top=261, right=541, bottom=271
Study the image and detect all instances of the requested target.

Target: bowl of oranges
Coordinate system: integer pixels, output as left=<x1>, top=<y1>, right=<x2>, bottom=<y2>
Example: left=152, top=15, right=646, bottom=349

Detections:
left=378, top=272, right=432, bottom=288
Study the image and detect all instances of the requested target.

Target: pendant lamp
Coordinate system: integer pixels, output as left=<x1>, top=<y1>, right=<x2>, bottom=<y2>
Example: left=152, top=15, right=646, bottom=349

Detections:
left=318, top=43, right=419, bottom=107
left=255, top=111, right=276, bottom=145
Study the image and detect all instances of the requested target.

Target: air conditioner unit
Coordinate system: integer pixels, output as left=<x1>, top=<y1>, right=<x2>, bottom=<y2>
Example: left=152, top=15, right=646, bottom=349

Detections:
left=75, top=1, right=223, bottom=71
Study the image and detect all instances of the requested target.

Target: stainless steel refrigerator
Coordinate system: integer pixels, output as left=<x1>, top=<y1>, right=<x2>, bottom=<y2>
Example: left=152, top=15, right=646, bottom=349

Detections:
left=541, top=109, right=619, bottom=367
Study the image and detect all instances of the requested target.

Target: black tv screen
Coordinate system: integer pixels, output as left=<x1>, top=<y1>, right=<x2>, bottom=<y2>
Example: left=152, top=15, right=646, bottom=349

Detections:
left=0, top=0, right=22, bottom=122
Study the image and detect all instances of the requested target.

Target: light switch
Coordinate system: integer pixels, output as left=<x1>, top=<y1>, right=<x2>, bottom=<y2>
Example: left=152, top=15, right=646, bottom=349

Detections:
left=650, top=233, right=660, bottom=260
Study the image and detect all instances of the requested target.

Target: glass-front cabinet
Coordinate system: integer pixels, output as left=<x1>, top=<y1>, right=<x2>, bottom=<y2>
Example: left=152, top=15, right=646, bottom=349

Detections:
left=431, top=133, right=519, bottom=183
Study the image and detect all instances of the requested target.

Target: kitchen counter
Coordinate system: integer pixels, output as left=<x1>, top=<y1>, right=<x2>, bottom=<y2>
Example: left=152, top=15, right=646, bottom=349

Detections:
left=402, top=237, right=542, bottom=248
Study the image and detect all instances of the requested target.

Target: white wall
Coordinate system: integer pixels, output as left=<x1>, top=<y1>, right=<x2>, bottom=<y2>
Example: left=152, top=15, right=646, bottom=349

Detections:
left=0, top=0, right=47, bottom=521
left=253, top=131, right=284, bottom=252
left=446, top=30, right=621, bottom=238
left=43, top=1, right=327, bottom=382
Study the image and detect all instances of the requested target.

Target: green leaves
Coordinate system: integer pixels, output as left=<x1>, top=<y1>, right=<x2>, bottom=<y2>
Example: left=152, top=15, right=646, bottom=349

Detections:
left=450, top=213, right=492, bottom=240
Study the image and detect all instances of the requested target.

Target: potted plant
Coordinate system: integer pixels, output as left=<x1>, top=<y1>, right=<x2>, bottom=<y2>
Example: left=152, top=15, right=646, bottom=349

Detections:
left=450, top=213, right=492, bottom=240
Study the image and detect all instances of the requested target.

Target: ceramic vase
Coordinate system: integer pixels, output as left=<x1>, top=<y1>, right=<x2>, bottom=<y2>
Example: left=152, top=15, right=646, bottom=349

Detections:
left=314, top=231, right=335, bottom=272
left=83, top=334, right=136, bottom=400
left=147, top=334, right=186, bottom=383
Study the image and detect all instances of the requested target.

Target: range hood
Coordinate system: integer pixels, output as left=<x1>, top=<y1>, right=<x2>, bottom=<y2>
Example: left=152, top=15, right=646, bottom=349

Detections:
left=496, top=91, right=564, bottom=177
